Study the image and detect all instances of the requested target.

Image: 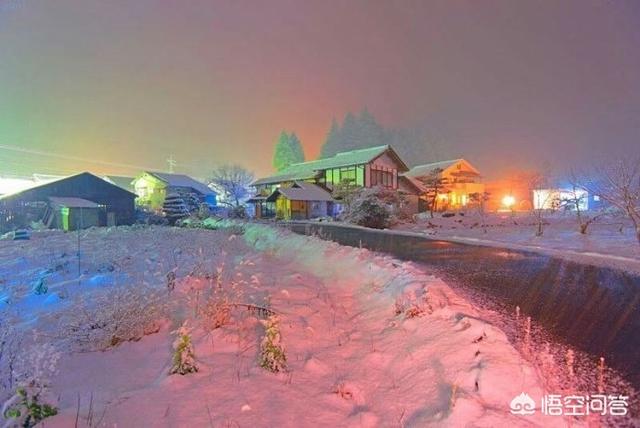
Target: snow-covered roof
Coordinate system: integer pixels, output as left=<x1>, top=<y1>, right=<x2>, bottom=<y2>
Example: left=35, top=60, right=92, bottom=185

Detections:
left=253, top=145, right=408, bottom=186
left=266, top=182, right=334, bottom=202
left=0, top=172, right=137, bottom=201
left=405, top=159, right=480, bottom=178
left=48, top=197, right=101, bottom=208
left=144, top=172, right=216, bottom=196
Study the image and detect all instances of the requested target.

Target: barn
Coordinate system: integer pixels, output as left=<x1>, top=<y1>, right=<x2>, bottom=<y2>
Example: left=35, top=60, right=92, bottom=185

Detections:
left=0, top=172, right=137, bottom=233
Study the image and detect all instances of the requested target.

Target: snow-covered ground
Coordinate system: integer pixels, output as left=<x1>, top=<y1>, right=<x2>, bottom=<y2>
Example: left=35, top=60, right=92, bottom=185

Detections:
left=395, top=211, right=640, bottom=273
left=0, top=223, right=594, bottom=426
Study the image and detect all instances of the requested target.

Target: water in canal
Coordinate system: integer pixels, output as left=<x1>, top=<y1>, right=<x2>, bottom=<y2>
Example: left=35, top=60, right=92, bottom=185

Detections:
left=288, top=223, right=640, bottom=424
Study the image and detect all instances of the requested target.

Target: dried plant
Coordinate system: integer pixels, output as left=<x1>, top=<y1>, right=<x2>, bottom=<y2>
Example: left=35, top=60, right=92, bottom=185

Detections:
left=54, top=284, right=168, bottom=351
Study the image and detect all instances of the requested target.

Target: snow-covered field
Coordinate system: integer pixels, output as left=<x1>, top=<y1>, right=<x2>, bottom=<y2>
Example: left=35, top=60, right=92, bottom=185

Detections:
left=395, top=211, right=640, bottom=273
left=0, top=223, right=589, bottom=426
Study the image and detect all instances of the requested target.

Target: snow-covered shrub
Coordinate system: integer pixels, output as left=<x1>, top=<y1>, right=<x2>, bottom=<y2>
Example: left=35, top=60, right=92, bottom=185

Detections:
left=55, top=284, right=168, bottom=351
left=343, top=187, right=396, bottom=229
left=259, top=315, right=286, bottom=373
left=2, top=343, right=60, bottom=428
left=169, top=322, right=198, bottom=375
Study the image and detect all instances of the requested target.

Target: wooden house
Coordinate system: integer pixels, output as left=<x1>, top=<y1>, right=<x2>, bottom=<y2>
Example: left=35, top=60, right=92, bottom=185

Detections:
left=250, top=145, right=412, bottom=219
left=265, top=182, right=334, bottom=220
left=405, top=159, right=484, bottom=211
left=132, top=172, right=217, bottom=211
left=0, top=172, right=136, bottom=233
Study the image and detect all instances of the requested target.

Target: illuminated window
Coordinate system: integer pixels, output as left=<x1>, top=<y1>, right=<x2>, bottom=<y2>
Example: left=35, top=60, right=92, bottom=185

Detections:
left=356, top=166, right=364, bottom=185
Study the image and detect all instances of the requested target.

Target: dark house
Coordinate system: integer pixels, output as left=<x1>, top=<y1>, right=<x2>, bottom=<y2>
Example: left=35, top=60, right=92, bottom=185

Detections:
left=0, top=172, right=136, bottom=233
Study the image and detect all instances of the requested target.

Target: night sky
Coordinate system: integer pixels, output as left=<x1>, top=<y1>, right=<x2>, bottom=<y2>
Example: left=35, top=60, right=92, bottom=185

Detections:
left=1, top=0, right=639, bottom=179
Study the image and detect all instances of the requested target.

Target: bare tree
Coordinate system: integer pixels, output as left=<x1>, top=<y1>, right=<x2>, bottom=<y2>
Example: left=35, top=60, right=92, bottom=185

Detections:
left=469, top=191, right=490, bottom=233
left=560, top=170, right=605, bottom=235
left=584, top=158, right=640, bottom=245
left=209, top=165, right=255, bottom=207
left=418, top=168, right=446, bottom=218
left=525, top=166, right=554, bottom=237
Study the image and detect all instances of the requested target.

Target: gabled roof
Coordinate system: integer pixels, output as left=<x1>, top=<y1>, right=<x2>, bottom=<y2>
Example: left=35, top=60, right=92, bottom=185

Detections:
left=406, top=159, right=480, bottom=178
left=142, top=172, right=216, bottom=196
left=103, top=176, right=135, bottom=192
left=266, top=182, right=334, bottom=202
left=0, top=172, right=137, bottom=201
left=398, top=175, right=427, bottom=194
left=49, top=197, right=101, bottom=209
left=252, top=164, right=321, bottom=187
left=253, top=145, right=408, bottom=186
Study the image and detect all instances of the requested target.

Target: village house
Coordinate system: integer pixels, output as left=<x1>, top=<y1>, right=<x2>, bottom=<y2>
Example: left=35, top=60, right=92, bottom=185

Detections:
left=250, top=145, right=414, bottom=220
left=0, top=172, right=136, bottom=232
left=404, top=159, right=484, bottom=212
left=132, top=172, right=217, bottom=212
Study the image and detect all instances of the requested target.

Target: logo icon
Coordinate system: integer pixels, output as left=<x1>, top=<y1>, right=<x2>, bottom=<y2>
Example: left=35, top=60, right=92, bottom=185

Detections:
left=510, top=392, right=536, bottom=415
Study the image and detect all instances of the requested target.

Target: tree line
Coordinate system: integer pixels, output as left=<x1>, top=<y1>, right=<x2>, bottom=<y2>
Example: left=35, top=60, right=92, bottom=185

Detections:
left=271, top=108, right=445, bottom=172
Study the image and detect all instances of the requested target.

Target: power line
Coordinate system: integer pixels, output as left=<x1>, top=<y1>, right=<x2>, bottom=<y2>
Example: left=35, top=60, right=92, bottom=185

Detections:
left=0, top=143, right=160, bottom=172
left=0, top=143, right=215, bottom=177
left=0, top=155, right=81, bottom=177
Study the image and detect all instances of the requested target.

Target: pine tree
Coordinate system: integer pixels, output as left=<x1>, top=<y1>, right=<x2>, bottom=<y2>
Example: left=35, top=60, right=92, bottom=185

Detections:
left=273, top=130, right=305, bottom=171
left=288, top=132, right=305, bottom=164
left=340, top=112, right=359, bottom=151
left=320, top=118, right=341, bottom=158
left=358, top=108, right=385, bottom=148
left=272, top=130, right=291, bottom=171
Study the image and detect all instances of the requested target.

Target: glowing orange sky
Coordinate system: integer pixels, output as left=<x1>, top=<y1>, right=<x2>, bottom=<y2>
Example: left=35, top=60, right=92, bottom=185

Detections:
left=1, top=0, right=639, bottom=179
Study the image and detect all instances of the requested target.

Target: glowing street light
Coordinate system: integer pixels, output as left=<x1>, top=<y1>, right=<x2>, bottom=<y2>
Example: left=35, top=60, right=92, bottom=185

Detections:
left=502, top=195, right=516, bottom=209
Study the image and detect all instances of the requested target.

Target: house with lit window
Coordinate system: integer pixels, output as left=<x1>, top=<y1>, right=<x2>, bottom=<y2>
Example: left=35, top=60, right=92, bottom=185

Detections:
left=250, top=145, right=411, bottom=219
left=132, top=172, right=217, bottom=212
left=405, top=159, right=484, bottom=211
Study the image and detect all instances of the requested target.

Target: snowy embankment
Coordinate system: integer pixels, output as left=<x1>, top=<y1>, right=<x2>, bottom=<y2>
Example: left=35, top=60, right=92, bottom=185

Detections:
left=394, top=212, right=640, bottom=274
left=1, top=224, right=573, bottom=426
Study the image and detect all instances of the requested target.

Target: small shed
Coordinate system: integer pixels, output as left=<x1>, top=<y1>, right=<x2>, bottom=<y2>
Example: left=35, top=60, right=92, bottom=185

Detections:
left=266, top=182, right=334, bottom=220
left=48, top=197, right=103, bottom=231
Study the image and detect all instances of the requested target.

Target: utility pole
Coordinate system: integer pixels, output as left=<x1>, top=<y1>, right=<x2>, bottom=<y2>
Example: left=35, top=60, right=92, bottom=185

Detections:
left=167, top=155, right=176, bottom=173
